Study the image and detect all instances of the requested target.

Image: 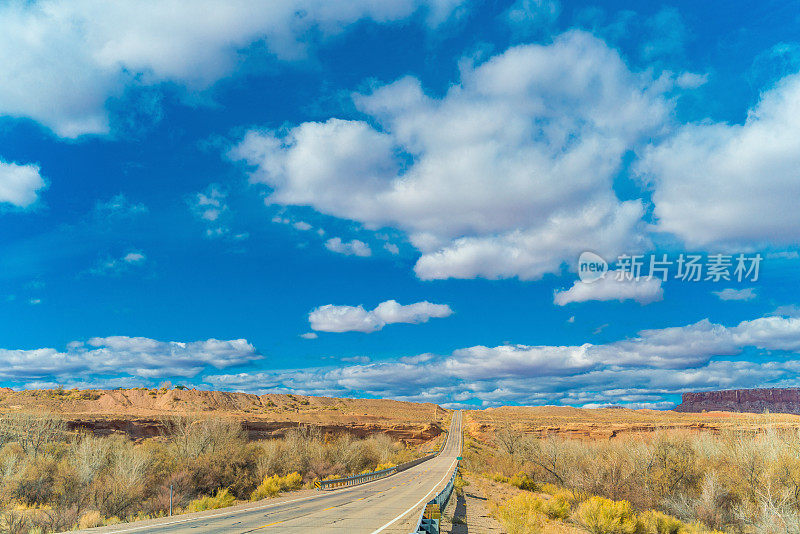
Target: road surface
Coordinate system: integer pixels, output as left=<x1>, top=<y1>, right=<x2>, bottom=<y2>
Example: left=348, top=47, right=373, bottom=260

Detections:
left=76, top=411, right=462, bottom=534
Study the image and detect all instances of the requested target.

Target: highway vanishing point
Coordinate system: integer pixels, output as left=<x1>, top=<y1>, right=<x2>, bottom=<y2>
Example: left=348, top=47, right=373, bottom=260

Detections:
left=75, top=411, right=463, bottom=534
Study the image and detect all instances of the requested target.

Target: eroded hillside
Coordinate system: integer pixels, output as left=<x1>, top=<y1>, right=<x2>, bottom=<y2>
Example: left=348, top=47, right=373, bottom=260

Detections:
left=0, top=387, right=448, bottom=444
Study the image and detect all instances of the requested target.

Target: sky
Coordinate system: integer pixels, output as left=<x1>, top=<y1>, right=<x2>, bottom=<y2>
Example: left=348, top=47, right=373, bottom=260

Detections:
left=2, top=0, right=800, bottom=409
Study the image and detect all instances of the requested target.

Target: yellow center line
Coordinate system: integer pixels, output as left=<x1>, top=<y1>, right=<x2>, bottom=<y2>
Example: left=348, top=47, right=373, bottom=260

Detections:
left=322, top=506, right=336, bottom=511
left=256, top=520, right=284, bottom=529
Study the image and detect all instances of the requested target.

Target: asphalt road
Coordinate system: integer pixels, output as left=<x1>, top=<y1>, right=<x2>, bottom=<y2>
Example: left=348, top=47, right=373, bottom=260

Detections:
left=76, top=411, right=462, bottom=534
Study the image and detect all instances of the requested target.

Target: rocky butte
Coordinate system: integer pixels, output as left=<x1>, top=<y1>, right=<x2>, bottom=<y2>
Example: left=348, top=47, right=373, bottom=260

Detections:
left=675, top=388, right=800, bottom=414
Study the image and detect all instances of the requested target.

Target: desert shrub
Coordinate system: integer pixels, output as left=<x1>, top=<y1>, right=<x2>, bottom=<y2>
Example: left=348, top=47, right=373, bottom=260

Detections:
left=72, top=435, right=112, bottom=486
left=0, top=411, right=422, bottom=531
left=165, top=417, right=245, bottom=461
left=509, top=473, right=538, bottom=491
left=92, top=443, right=151, bottom=519
left=539, top=483, right=559, bottom=495
left=575, top=497, right=639, bottom=534
left=38, top=505, right=80, bottom=533
left=638, top=510, right=685, bottom=534
left=647, top=435, right=701, bottom=499
left=496, top=493, right=545, bottom=534
left=0, top=510, right=29, bottom=534
left=374, top=462, right=396, bottom=472
left=250, top=472, right=303, bottom=500
left=663, top=472, right=737, bottom=530
left=250, top=475, right=281, bottom=500
left=145, top=470, right=193, bottom=515
left=189, top=443, right=260, bottom=500
left=78, top=510, right=103, bottom=529
left=186, top=488, right=236, bottom=512
left=541, top=491, right=573, bottom=519
left=0, top=413, right=67, bottom=457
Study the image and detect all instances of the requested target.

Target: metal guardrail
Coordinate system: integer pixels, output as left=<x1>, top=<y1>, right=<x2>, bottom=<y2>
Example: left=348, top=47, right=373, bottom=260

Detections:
left=410, top=460, right=459, bottom=534
left=316, top=432, right=447, bottom=491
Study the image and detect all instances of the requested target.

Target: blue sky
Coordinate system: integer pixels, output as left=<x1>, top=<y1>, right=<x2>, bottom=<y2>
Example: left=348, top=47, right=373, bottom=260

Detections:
left=2, top=0, right=800, bottom=408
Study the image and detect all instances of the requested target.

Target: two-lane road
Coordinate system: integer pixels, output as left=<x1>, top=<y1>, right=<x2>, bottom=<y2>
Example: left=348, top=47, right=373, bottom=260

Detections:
left=76, top=411, right=462, bottom=534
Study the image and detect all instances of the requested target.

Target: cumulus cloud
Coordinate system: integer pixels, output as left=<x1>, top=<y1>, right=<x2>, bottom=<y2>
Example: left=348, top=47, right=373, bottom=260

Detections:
left=0, top=0, right=463, bottom=138
left=325, top=237, right=372, bottom=257
left=230, top=31, right=670, bottom=280
left=308, top=299, right=453, bottom=333
left=638, top=73, right=800, bottom=248
left=554, top=271, right=663, bottom=305
left=0, top=336, right=261, bottom=384
left=206, top=314, right=800, bottom=407
left=713, top=288, right=756, bottom=301
left=0, top=161, right=46, bottom=208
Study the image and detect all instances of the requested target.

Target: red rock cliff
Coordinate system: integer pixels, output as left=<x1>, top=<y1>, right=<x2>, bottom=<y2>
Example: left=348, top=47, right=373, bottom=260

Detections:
left=675, top=388, right=800, bottom=414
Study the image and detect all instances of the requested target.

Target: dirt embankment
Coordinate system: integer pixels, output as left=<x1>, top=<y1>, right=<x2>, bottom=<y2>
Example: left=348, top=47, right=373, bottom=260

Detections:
left=0, top=388, right=448, bottom=445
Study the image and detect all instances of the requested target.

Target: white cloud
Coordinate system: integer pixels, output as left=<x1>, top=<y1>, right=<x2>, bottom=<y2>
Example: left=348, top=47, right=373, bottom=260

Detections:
left=384, top=242, right=400, bottom=255
left=293, top=221, right=312, bottom=231
left=95, top=194, right=147, bottom=217
left=0, top=161, right=46, bottom=208
left=300, top=332, right=318, bottom=340
left=503, top=0, right=560, bottom=38
left=768, top=251, right=800, bottom=260
left=90, top=250, right=147, bottom=275
left=342, top=355, right=371, bottom=364
left=123, top=251, right=146, bottom=264
left=206, top=314, right=800, bottom=407
left=554, top=271, right=663, bottom=305
left=309, top=299, right=453, bottom=333
left=206, top=227, right=229, bottom=239
left=325, top=237, right=372, bottom=257
left=638, top=73, right=800, bottom=248
left=190, top=184, right=242, bottom=239
left=0, top=0, right=463, bottom=138
left=713, top=288, right=756, bottom=301
left=191, top=184, right=227, bottom=222
left=230, top=31, right=670, bottom=280
left=0, top=336, right=261, bottom=382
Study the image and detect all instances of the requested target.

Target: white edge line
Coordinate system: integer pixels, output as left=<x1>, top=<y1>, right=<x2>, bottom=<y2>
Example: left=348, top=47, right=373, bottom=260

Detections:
left=369, top=457, right=458, bottom=534
left=370, top=413, right=461, bottom=534
left=89, top=412, right=462, bottom=534
left=89, top=492, right=323, bottom=534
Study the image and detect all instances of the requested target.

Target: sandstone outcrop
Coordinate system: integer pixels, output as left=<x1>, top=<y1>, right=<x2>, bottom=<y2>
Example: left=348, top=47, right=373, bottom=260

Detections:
left=675, top=388, right=800, bottom=414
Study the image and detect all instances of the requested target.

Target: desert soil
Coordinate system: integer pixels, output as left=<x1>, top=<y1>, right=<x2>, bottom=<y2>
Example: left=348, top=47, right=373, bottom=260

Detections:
left=467, top=405, right=800, bottom=440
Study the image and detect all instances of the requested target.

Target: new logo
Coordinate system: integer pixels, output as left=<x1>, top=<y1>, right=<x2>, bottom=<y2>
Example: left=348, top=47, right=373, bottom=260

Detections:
left=577, top=251, right=608, bottom=283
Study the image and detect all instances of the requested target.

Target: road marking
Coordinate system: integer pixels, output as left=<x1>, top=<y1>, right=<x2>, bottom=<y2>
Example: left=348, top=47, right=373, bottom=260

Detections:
left=322, top=506, right=336, bottom=511
left=97, top=412, right=460, bottom=534
left=94, top=493, right=323, bottom=533
left=369, top=457, right=458, bottom=534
